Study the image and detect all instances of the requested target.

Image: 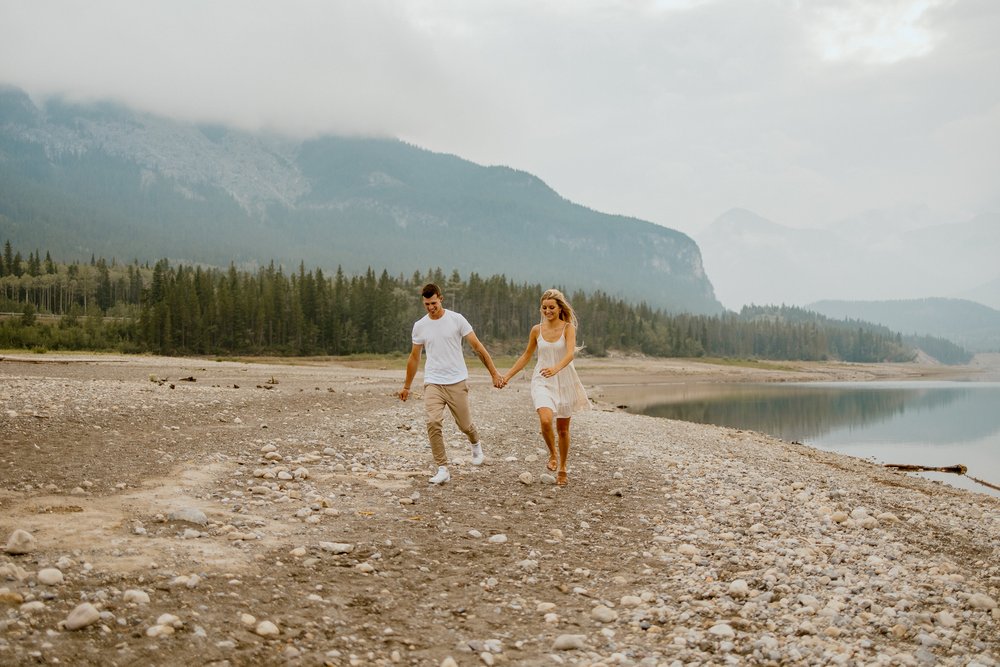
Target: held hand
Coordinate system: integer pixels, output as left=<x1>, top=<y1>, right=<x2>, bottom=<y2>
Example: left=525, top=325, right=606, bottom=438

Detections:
left=492, top=373, right=506, bottom=389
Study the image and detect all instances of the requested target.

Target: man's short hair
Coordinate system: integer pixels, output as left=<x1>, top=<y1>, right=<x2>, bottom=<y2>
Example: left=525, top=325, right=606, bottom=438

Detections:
left=421, top=283, right=442, bottom=299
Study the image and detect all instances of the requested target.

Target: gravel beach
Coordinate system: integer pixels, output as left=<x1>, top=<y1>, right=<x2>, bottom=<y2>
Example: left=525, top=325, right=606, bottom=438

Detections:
left=1, top=353, right=998, bottom=666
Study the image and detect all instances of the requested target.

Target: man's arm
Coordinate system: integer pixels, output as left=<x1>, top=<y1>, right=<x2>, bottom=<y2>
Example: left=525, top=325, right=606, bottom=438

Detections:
left=398, top=343, right=422, bottom=401
left=465, top=331, right=503, bottom=387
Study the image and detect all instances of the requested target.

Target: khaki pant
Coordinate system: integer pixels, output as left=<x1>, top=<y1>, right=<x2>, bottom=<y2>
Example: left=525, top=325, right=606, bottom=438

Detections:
left=424, top=381, right=479, bottom=466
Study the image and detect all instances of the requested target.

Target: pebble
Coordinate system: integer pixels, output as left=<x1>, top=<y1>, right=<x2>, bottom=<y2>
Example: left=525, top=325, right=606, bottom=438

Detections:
left=168, top=507, right=209, bottom=525
left=123, top=589, right=150, bottom=604
left=591, top=605, right=618, bottom=623
left=4, top=529, right=36, bottom=554
left=255, top=620, right=280, bottom=637
left=728, top=579, right=750, bottom=597
left=709, top=623, right=736, bottom=640
left=967, top=593, right=997, bottom=610
left=553, top=634, right=587, bottom=650
left=488, top=534, right=508, bottom=544
left=63, top=602, right=101, bottom=630
left=37, top=568, right=64, bottom=585
left=319, top=542, right=355, bottom=554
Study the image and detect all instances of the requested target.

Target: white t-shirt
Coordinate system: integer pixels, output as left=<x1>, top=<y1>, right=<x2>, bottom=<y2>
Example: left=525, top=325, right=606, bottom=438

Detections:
left=412, top=310, right=474, bottom=385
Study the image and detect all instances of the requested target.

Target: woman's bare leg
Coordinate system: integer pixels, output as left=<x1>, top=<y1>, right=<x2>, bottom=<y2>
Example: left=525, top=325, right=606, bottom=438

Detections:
left=556, top=417, right=571, bottom=485
left=537, top=408, right=557, bottom=470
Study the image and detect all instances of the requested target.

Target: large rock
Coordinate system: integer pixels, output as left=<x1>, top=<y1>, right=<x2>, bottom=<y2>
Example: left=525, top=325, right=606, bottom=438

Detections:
left=4, top=529, right=36, bottom=555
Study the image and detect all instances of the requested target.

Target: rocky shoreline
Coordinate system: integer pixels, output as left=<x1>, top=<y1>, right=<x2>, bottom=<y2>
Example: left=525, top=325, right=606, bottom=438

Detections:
left=1, top=354, right=998, bottom=666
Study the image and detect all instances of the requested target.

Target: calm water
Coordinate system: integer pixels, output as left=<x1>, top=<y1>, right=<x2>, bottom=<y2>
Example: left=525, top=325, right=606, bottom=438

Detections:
left=602, top=381, right=1000, bottom=498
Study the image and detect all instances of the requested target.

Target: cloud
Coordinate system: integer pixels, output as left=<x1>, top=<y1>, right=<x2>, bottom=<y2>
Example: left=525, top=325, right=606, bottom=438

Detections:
left=1, top=0, right=998, bottom=234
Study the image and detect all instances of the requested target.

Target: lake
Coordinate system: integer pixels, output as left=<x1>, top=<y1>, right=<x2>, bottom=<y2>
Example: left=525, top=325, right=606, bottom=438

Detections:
left=600, top=380, right=1000, bottom=498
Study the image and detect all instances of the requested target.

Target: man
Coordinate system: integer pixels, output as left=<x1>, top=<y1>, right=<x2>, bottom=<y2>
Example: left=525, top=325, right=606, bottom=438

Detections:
left=398, top=283, right=504, bottom=484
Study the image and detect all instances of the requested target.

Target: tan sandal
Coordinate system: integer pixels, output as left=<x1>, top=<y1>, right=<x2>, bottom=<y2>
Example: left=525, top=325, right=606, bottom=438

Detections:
left=546, top=458, right=558, bottom=472
left=556, top=471, right=568, bottom=486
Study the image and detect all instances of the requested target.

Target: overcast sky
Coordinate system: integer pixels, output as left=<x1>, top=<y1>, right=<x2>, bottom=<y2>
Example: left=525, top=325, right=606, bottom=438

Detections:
left=1, top=0, right=998, bottom=237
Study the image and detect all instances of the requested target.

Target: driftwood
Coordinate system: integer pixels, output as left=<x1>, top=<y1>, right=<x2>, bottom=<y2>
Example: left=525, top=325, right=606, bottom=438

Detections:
left=885, top=463, right=1000, bottom=493
left=884, top=463, right=967, bottom=475
left=967, top=475, right=1000, bottom=492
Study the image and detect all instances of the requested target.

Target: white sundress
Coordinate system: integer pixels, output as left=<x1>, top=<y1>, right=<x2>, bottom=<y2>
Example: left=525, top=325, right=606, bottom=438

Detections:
left=530, top=328, right=590, bottom=418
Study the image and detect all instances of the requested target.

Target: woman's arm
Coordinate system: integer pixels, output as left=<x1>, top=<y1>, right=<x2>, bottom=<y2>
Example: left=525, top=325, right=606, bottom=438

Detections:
left=502, top=326, right=539, bottom=383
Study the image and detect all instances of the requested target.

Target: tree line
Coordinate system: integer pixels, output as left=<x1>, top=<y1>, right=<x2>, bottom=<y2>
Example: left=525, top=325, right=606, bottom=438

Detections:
left=0, top=241, right=972, bottom=364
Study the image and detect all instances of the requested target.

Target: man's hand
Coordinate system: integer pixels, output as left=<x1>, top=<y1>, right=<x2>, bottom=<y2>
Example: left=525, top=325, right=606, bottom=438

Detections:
left=398, top=387, right=411, bottom=401
left=492, top=373, right=506, bottom=389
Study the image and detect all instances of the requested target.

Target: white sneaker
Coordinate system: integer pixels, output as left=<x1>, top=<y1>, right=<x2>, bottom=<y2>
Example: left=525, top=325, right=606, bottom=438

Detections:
left=429, top=466, right=451, bottom=485
left=470, top=443, right=485, bottom=466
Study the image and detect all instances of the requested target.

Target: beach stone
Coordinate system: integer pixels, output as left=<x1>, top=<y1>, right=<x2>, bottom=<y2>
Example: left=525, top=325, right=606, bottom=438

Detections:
left=934, top=611, right=958, bottom=628
left=157, top=613, right=182, bottom=628
left=0, top=562, right=30, bottom=581
left=146, top=624, right=175, bottom=638
left=591, top=605, right=618, bottom=623
left=20, top=600, right=46, bottom=613
left=728, top=579, right=750, bottom=598
left=319, top=542, right=354, bottom=554
left=4, top=529, right=36, bottom=554
left=64, top=602, right=101, bottom=630
left=967, top=593, right=997, bottom=610
left=518, top=472, right=534, bottom=485
left=709, top=623, right=736, bottom=640
left=677, top=544, right=699, bottom=556
left=37, top=568, right=64, bottom=585
left=553, top=634, right=586, bottom=650
left=168, top=508, right=208, bottom=525
left=0, top=588, right=24, bottom=604
left=255, top=620, right=280, bottom=637
left=488, top=534, right=508, bottom=544
left=123, top=589, right=150, bottom=604
left=620, top=595, right=642, bottom=607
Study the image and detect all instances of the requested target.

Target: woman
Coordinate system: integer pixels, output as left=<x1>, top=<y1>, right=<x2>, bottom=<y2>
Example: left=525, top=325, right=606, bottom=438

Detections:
left=501, top=289, right=589, bottom=486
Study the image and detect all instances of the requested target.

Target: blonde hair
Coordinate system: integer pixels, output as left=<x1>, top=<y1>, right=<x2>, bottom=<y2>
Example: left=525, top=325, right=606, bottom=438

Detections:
left=540, top=288, right=578, bottom=328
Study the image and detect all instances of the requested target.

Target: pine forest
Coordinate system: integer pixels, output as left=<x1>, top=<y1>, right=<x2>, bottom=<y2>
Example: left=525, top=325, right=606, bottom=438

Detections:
left=0, top=242, right=972, bottom=364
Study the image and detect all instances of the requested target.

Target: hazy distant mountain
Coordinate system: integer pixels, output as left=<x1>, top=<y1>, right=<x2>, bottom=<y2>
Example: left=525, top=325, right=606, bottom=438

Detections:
left=807, top=298, right=1000, bottom=353
left=698, top=207, right=1000, bottom=311
left=956, top=276, right=1000, bottom=312
left=0, top=86, right=722, bottom=314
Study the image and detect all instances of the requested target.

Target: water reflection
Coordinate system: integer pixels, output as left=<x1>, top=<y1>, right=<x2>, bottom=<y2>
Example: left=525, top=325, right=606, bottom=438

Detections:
left=602, top=381, right=1000, bottom=497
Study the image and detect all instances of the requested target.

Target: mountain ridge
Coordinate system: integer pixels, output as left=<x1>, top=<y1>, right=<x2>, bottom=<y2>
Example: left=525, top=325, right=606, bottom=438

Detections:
left=0, top=86, right=722, bottom=314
